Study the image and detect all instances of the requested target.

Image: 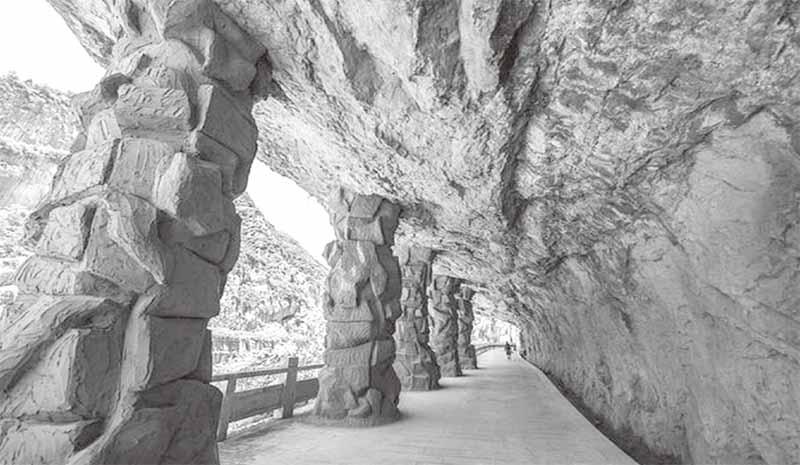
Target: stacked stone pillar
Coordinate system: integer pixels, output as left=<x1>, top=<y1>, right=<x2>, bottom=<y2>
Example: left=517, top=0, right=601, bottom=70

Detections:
left=392, top=246, right=440, bottom=390
left=456, top=286, right=478, bottom=370
left=428, top=276, right=463, bottom=377
left=0, top=2, right=266, bottom=464
left=314, top=188, right=402, bottom=425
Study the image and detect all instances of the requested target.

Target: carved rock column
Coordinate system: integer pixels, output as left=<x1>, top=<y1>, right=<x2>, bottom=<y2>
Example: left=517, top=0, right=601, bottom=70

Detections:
left=428, top=276, right=463, bottom=377
left=392, top=246, right=440, bottom=390
left=456, top=286, right=478, bottom=370
left=314, top=187, right=402, bottom=425
left=0, top=2, right=266, bottom=464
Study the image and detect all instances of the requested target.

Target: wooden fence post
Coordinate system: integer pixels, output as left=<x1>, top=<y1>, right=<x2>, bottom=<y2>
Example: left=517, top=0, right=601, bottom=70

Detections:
left=281, top=357, right=299, bottom=419
left=217, top=377, right=238, bottom=441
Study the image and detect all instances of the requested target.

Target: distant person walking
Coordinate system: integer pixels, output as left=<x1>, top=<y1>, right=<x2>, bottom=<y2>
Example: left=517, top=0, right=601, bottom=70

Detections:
left=504, top=341, right=512, bottom=360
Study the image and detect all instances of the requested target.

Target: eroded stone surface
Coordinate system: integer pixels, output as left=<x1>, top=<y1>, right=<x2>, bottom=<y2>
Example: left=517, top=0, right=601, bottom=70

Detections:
left=35, top=202, right=94, bottom=261
left=455, top=286, right=477, bottom=371
left=1, top=321, right=123, bottom=421
left=0, top=418, right=103, bottom=465
left=392, top=245, right=440, bottom=391
left=314, top=188, right=401, bottom=424
left=0, top=2, right=265, bottom=464
left=48, top=140, right=117, bottom=202
left=429, top=276, right=462, bottom=378
left=69, top=380, right=221, bottom=465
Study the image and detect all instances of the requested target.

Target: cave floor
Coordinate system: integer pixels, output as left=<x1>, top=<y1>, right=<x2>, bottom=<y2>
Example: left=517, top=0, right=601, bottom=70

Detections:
left=218, top=350, right=637, bottom=465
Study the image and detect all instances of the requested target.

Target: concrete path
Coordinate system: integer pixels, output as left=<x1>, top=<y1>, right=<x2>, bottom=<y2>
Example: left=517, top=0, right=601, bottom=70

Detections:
left=219, top=350, right=638, bottom=465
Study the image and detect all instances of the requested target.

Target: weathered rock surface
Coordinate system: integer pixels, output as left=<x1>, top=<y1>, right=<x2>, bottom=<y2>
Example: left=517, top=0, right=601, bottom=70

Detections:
left=315, top=188, right=402, bottom=424
left=429, top=275, right=462, bottom=378
left=1, top=1, right=269, bottom=463
left=26, top=0, right=800, bottom=463
left=455, top=286, right=478, bottom=370
left=392, top=245, right=440, bottom=390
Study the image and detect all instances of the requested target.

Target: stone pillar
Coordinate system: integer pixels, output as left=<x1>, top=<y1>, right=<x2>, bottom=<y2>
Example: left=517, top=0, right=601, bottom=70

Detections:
left=456, top=286, right=478, bottom=370
left=0, top=2, right=266, bottom=464
left=428, top=276, right=462, bottom=377
left=314, top=187, right=402, bottom=425
left=392, top=246, right=440, bottom=390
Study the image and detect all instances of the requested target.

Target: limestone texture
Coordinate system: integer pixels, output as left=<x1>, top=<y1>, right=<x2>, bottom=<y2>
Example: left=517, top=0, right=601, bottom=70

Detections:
left=314, top=187, right=402, bottom=424
left=19, top=0, right=800, bottom=463
left=429, top=276, right=462, bottom=378
left=392, top=245, right=440, bottom=391
left=0, top=1, right=268, bottom=463
left=456, top=286, right=478, bottom=370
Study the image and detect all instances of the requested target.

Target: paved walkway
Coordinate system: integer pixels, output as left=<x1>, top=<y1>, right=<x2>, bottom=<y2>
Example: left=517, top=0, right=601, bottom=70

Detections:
left=219, top=350, right=638, bottom=465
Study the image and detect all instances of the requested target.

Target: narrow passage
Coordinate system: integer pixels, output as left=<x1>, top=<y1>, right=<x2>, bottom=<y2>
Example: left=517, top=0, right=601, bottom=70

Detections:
left=219, top=349, right=637, bottom=465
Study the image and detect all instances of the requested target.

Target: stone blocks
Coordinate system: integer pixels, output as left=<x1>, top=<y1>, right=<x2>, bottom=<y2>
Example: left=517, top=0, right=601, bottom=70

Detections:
left=456, top=286, right=478, bottom=370
left=113, top=84, right=192, bottom=134
left=108, top=138, right=172, bottom=198
left=69, top=380, right=221, bottom=465
left=314, top=188, right=402, bottom=424
left=154, top=153, right=229, bottom=236
left=191, top=84, right=258, bottom=196
left=49, top=140, right=118, bottom=202
left=0, top=296, right=123, bottom=396
left=83, top=208, right=156, bottom=293
left=35, top=202, right=94, bottom=261
left=0, top=419, right=103, bottom=465
left=13, top=257, right=128, bottom=300
left=392, top=245, right=441, bottom=390
left=0, top=2, right=264, bottom=463
left=145, top=247, right=222, bottom=319
left=429, top=275, right=462, bottom=377
left=0, top=324, right=123, bottom=421
left=125, top=296, right=209, bottom=391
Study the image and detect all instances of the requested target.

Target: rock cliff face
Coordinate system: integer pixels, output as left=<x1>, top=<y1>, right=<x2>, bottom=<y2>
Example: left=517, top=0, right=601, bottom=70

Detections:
left=29, top=1, right=800, bottom=463
left=214, top=194, right=326, bottom=369
left=219, top=194, right=325, bottom=331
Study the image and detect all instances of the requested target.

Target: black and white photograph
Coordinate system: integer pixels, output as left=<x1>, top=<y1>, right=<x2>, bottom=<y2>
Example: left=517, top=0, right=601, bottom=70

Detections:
left=0, top=1, right=798, bottom=464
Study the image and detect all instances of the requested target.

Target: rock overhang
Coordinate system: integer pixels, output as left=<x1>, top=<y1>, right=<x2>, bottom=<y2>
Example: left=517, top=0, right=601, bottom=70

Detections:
left=48, top=1, right=798, bottom=296
left=42, top=0, right=800, bottom=329
left=38, top=2, right=800, bottom=461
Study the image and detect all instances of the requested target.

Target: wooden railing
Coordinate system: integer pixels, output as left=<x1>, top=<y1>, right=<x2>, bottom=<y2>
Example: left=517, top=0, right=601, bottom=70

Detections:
left=474, top=344, right=509, bottom=355
left=212, top=357, right=323, bottom=441
left=213, top=345, right=510, bottom=441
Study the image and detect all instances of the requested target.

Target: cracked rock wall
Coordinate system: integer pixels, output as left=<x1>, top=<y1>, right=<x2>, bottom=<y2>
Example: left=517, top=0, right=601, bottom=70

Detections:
left=38, top=0, right=800, bottom=463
